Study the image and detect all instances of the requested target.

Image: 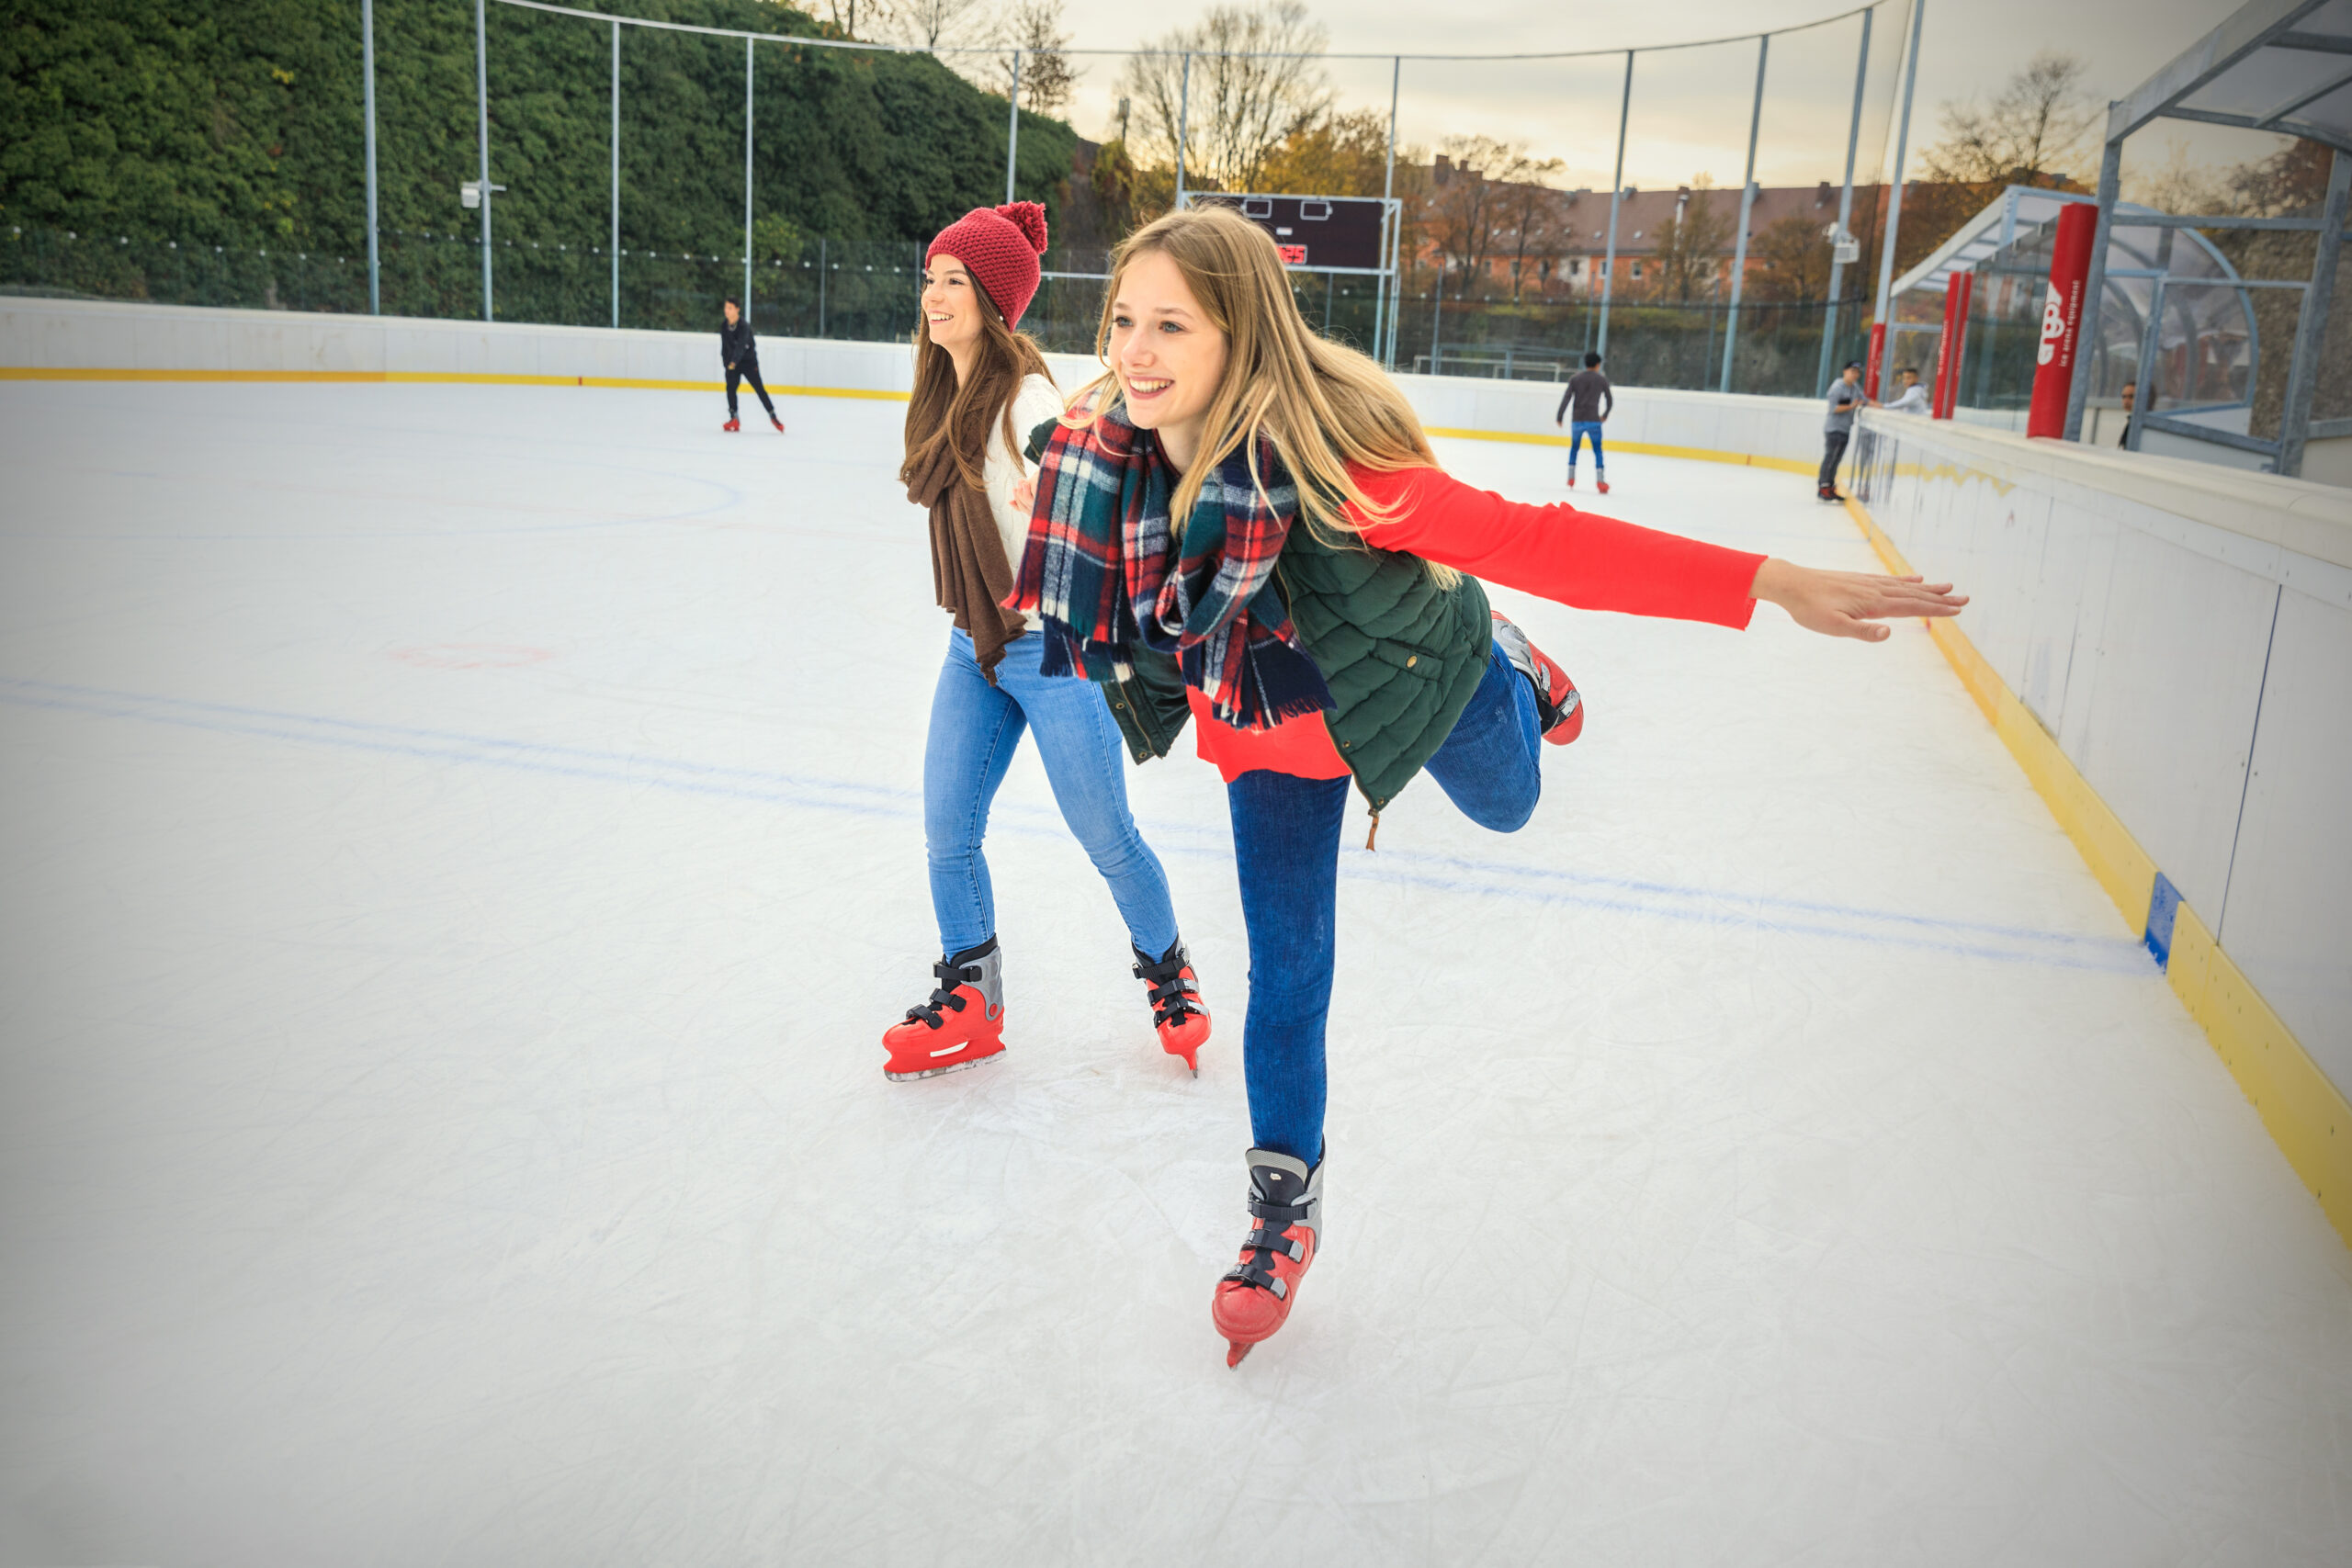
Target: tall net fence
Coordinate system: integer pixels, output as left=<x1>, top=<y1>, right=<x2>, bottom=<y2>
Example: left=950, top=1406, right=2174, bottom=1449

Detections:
left=4, top=0, right=1921, bottom=397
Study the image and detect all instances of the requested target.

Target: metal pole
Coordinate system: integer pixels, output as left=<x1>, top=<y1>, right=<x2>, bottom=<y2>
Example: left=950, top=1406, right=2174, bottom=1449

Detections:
left=817, top=235, right=827, bottom=337
left=1598, top=51, right=1634, bottom=357
left=1817, top=6, right=1871, bottom=396
left=1430, top=256, right=1444, bottom=373
left=1720, top=33, right=1768, bottom=394
left=1386, top=198, right=1405, bottom=367
left=2277, top=148, right=2350, bottom=477
left=475, top=0, right=493, bottom=321
left=2128, top=238, right=2170, bottom=453
left=1970, top=187, right=2016, bottom=410
left=602, top=17, right=611, bottom=331
left=1174, top=53, right=1192, bottom=208
left=362, top=0, right=380, bottom=315
left=743, top=37, right=754, bottom=315
left=1872, top=0, right=1926, bottom=400
left=2063, top=136, right=2121, bottom=442
left=1004, top=51, right=1022, bottom=205
left=1376, top=56, right=1399, bottom=365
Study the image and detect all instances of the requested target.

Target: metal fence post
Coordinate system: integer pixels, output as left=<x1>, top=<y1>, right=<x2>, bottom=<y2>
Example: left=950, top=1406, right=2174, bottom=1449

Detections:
left=2277, top=148, right=2350, bottom=478
left=1430, top=256, right=1444, bottom=373
left=743, top=36, right=754, bottom=314
left=1720, top=33, right=1768, bottom=394
left=818, top=235, right=827, bottom=337
left=610, top=19, right=619, bottom=329
left=1817, top=7, right=1871, bottom=396
left=1376, top=55, right=1399, bottom=366
left=475, top=0, right=493, bottom=321
left=1598, top=50, right=1633, bottom=357
left=1004, top=51, right=1022, bottom=205
left=2128, top=233, right=2171, bottom=453
left=1872, top=0, right=1927, bottom=401
left=2063, top=136, right=2121, bottom=442
left=362, top=0, right=380, bottom=315
left=1174, top=53, right=1192, bottom=208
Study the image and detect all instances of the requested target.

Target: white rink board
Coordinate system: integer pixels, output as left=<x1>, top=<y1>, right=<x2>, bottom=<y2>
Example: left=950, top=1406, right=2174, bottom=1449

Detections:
left=2, top=380, right=2349, bottom=1565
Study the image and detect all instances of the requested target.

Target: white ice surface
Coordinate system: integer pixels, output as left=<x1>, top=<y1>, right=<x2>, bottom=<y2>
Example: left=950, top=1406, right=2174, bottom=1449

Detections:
left=2, top=380, right=2348, bottom=1566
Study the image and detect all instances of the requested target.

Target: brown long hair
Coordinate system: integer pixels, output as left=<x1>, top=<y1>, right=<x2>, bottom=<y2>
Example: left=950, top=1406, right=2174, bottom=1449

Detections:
left=902, top=263, right=1057, bottom=491
left=1080, top=205, right=1442, bottom=570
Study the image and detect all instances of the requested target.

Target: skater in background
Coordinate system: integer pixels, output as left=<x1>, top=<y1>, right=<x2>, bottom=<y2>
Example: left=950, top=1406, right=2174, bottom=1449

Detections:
left=1885, top=366, right=1929, bottom=414
left=1819, top=360, right=1869, bottom=501
left=719, top=298, right=784, bottom=434
left=1012, top=207, right=1964, bottom=1367
left=1554, top=349, right=1613, bottom=492
left=884, top=201, right=1211, bottom=1084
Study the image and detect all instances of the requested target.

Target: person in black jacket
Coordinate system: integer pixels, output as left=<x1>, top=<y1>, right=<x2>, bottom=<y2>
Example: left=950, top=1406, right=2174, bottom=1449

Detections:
left=719, top=299, right=784, bottom=434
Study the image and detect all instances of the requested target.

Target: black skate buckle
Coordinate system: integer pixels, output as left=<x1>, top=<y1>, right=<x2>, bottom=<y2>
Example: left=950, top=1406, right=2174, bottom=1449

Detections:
left=904, top=958, right=978, bottom=1030
left=1133, top=948, right=1201, bottom=1030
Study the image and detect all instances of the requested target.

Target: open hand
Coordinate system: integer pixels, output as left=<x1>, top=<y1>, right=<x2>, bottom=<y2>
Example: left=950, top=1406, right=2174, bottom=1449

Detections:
left=1750, top=558, right=1966, bottom=642
left=1012, top=474, right=1038, bottom=514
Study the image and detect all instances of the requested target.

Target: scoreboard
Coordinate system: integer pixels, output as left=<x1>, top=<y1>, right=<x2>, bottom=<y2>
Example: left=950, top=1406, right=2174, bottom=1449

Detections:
left=1183, top=194, right=1389, bottom=272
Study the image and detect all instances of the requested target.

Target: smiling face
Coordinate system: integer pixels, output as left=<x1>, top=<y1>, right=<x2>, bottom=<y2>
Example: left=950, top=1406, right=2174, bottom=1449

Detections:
left=920, top=254, right=987, bottom=363
left=1108, top=248, right=1230, bottom=473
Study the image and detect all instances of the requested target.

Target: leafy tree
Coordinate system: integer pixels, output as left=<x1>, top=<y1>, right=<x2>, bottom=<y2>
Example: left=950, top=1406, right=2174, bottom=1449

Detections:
left=1648, top=176, right=1733, bottom=302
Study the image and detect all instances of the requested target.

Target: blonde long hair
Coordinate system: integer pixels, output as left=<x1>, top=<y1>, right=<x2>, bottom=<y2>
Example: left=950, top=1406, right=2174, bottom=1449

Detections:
left=1084, top=205, right=1446, bottom=577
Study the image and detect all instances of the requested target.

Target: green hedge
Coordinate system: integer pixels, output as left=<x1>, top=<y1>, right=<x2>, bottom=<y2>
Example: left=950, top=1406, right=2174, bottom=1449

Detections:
left=0, top=0, right=1076, bottom=321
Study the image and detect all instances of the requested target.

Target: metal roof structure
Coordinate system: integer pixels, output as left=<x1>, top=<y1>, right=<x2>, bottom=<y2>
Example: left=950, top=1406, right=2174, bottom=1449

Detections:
left=2107, top=0, right=2352, bottom=157
left=2067, top=0, right=2352, bottom=478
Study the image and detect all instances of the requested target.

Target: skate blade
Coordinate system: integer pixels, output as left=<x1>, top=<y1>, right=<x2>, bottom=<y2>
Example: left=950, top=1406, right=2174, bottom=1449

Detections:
left=883, top=1051, right=1003, bottom=1082
left=1226, top=1340, right=1252, bottom=1368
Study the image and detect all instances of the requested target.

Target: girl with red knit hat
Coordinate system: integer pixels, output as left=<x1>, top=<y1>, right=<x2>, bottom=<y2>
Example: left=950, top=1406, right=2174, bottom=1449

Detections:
left=883, top=201, right=1212, bottom=1083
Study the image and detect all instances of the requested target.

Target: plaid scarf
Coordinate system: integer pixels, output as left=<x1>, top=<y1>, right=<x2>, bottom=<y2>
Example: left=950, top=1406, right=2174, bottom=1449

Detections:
left=1007, top=397, right=1332, bottom=730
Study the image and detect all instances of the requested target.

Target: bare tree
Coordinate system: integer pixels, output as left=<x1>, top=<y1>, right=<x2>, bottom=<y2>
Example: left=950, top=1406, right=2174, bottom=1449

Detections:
left=1116, top=2, right=1333, bottom=195
left=1747, top=212, right=1834, bottom=302
left=1421, top=136, right=1555, bottom=299
left=893, top=0, right=994, bottom=53
left=994, top=0, right=1077, bottom=116
left=1920, top=51, right=2099, bottom=188
left=820, top=0, right=896, bottom=39
left=1650, top=176, right=1735, bottom=301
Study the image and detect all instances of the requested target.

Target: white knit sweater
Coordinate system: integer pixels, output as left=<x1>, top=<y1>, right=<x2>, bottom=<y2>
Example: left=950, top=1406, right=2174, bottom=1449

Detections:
left=983, top=374, right=1066, bottom=631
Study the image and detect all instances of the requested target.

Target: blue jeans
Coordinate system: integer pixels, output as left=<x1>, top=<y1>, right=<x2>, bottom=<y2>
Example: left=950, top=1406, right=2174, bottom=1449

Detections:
left=925, top=627, right=1180, bottom=958
left=1228, top=643, right=1541, bottom=1160
left=1568, top=421, right=1605, bottom=468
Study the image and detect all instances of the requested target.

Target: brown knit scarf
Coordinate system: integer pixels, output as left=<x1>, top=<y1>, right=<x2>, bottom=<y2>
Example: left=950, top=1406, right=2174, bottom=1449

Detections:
left=906, top=440, right=1027, bottom=681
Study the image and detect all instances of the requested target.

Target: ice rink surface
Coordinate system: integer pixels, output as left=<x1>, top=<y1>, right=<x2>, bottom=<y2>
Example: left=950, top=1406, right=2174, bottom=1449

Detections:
left=3, top=378, right=2348, bottom=1565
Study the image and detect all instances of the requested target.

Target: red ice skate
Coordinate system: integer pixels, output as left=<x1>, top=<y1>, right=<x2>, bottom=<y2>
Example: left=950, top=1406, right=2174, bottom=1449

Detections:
left=1595, top=474, right=1611, bottom=495
left=722, top=417, right=741, bottom=433
left=1213, top=1148, right=1323, bottom=1367
left=1132, top=938, right=1211, bottom=1074
left=1489, top=611, right=1584, bottom=745
left=1566, top=470, right=1577, bottom=489
left=770, top=415, right=786, bottom=434
left=881, top=938, right=1007, bottom=1080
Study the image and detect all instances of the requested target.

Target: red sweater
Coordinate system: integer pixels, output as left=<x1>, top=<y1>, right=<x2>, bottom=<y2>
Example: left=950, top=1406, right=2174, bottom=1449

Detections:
left=1188, top=465, right=1768, bottom=783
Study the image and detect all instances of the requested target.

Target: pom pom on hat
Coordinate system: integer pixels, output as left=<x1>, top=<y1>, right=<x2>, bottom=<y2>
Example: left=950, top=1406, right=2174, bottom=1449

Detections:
left=927, top=201, right=1050, bottom=328
left=997, top=200, right=1047, bottom=254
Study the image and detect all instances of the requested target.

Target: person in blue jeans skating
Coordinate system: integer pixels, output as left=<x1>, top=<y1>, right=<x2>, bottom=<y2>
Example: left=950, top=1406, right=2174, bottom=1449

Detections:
left=884, top=201, right=1211, bottom=1081
left=1555, top=349, right=1613, bottom=493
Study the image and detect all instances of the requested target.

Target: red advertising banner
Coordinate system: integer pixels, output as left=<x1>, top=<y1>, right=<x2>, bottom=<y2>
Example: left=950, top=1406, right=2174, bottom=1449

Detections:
left=2027, top=204, right=2098, bottom=439
left=1933, top=268, right=1974, bottom=419
left=1865, top=322, right=1884, bottom=399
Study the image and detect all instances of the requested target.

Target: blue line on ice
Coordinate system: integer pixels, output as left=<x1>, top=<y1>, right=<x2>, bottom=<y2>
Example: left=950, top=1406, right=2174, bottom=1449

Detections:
left=1, top=675, right=2154, bottom=976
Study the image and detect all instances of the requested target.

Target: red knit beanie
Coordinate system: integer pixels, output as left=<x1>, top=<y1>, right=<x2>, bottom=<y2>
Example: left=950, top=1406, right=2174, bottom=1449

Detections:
left=926, top=201, right=1048, bottom=329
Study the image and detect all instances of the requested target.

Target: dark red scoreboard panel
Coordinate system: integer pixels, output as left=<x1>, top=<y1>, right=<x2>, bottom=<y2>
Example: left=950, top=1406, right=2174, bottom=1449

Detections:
left=1187, top=195, right=1386, bottom=270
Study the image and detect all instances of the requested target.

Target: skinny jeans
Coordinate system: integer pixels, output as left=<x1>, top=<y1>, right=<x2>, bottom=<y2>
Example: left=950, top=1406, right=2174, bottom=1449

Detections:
left=924, top=626, right=1180, bottom=960
left=1227, top=640, right=1542, bottom=1161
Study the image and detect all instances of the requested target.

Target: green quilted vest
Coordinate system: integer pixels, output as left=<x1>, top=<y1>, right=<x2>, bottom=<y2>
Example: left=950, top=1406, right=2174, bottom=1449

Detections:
left=1102, top=523, right=1492, bottom=814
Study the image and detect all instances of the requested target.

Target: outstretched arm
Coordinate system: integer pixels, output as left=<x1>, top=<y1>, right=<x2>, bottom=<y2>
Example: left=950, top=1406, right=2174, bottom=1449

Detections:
left=1348, top=467, right=1964, bottom=637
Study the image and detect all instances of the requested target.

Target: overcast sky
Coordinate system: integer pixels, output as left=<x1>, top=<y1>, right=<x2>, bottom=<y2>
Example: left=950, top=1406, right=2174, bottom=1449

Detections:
left=1038, top=0, right=2274, bottom=192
